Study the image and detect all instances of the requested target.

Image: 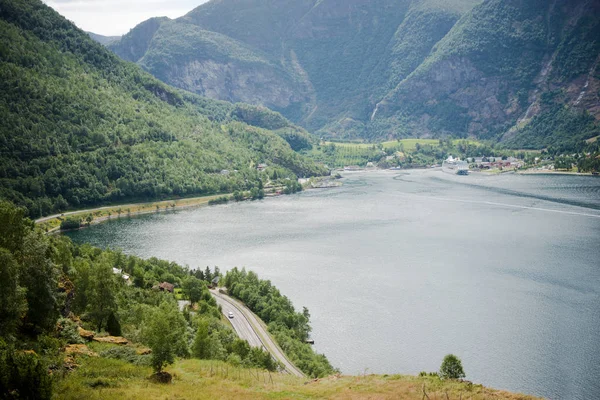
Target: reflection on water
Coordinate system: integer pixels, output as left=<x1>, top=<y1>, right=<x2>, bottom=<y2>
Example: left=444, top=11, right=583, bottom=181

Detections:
left=67, top=170, right=600, bottom=399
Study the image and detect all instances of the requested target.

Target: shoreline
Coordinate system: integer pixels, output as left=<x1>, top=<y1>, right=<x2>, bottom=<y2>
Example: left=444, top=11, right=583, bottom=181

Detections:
left=516, top=169, right=596, bottom=176
left=36, top=194, right=227, bottom=234
left=39, top=168, right=597, bottom=233
left=38, top=176, right=341, bottom=234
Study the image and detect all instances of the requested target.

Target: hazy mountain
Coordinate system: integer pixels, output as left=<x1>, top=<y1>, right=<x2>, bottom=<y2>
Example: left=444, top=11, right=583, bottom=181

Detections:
left=108, top=17, right=171, bottom=62
left=0, top=0, right=324, bottom=217
left=107, top=0, right=599, bottom=149
left=86, top=31, right=121, bottom=45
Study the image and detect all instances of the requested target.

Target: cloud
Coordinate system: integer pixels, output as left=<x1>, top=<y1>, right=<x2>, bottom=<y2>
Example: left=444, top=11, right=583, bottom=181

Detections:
left=43, top=0, right=209, bottom=36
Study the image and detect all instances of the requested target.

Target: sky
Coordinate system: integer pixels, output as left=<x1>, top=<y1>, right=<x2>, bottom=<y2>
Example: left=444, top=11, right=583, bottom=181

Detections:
left=43, top=0, right=210, bottom=36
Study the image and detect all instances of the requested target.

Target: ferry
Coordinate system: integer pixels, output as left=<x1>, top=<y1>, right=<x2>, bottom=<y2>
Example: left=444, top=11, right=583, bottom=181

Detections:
left=442, top=156, right=469, bottom=175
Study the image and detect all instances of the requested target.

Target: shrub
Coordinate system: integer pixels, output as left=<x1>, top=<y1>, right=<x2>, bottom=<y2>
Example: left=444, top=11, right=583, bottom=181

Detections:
left=208, top=196, right=230, bottom=205
left=56, top=318, right=84, bottom=344
left=99, top=346, right=151, bottom=367
left=60, top=217, right=81, bottom=231
left=0, top=341, right=53, bottom=400
left=106, top=312, right=122, bottom=336
left=439, top=354, right=465, bottom=380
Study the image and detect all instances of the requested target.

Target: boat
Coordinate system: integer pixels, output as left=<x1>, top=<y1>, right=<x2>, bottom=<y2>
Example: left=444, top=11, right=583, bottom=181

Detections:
left=442, top=156, right=469, bottom=175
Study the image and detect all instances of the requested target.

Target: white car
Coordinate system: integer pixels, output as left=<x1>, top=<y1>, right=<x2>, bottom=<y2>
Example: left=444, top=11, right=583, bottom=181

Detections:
left=228, top=311, right=234, bottom=319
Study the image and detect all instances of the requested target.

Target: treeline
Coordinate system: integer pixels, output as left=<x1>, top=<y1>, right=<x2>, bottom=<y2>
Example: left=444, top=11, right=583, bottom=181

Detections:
left=0, top=201, right=278, bottom=399
left=305, top=139, right=528, bottom=169
left=224, top=268, right=336, bottom=378
left=0, top=0, right=326, bottom=219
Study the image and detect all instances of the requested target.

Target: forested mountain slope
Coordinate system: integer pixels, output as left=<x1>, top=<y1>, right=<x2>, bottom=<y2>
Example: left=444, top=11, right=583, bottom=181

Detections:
left=104, top=0, right=599, bottom=150
left=373, top=0, right=600, bottom=150
left=106, top=0, right=479, bottom=135
left=0, top=0, right=325, bottom=218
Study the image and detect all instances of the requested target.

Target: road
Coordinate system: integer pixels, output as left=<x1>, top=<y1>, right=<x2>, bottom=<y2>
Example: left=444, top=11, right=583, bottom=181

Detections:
left=210, top=289, right=305, bottom=377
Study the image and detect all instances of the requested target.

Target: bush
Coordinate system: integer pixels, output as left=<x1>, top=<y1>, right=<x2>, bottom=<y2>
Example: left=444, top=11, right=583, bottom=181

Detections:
left=439, top=354, right=465, bottom=380
left=208, top=196, right=230, bottom=205
left=60, top=218, right=81, bottom=231
left=56, top=318, right=83, bottom=344
left=0, top=341, right=53, bottom=400
left=99, top=346, right=151, bottom=367
left=106, top=312, right=122, bottom=336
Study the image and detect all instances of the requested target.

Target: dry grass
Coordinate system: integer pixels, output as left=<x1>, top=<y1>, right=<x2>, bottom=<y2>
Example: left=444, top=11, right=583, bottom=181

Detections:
left=55, top=357, right=540, bottom=400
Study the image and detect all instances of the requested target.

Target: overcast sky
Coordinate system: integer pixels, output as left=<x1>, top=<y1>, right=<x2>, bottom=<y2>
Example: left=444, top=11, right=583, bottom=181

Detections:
left=43, top=0, right=210, bottom=36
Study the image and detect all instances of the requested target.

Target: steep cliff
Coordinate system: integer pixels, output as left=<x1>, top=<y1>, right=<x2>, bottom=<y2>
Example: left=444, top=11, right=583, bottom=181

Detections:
left=103, top=0, right=600, bottom=149
left=371, top=0, right=600, bottom=147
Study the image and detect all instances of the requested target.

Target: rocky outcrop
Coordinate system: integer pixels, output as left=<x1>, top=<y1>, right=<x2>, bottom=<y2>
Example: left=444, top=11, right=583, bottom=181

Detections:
left=65, top=344, right=98, bottom=357
left=77, top=326, right=95, bottom=341
left=136, top=347, right=152, bottom=355
left=155, top=59, right=308, bottom=113
left=93, top=336, right=129, bottom=345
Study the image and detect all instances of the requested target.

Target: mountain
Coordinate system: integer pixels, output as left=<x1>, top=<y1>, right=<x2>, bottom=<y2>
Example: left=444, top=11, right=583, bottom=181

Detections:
left=372, top=0, right=600, bottom=149
left=107, top=0, right=600, bottom=150
left=108, top=0, right=479, bottom=133
left=0, top=0, right=325, bottom=218
left=108, top=17, right=170, bottom=62
left=86, top=31, right=121, bottom=45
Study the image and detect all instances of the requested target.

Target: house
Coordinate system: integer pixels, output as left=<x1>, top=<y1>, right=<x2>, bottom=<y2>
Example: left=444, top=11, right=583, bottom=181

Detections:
left=112, top=267, right=131, bottom=284
left=157, top=282, right=175, bottom=293
left=209, top=276, right=220, bottom=289
left=257, top=163, right=268, bottom=171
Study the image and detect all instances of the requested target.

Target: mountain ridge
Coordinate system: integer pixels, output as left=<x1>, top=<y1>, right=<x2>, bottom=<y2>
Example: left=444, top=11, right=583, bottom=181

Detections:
left=0, top=0, right=325, bottom=218
left=101, top=0, right=600, bottom=150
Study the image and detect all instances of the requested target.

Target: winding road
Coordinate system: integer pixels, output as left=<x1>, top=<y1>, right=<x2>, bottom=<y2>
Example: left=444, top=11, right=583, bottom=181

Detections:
left=210, top=289, right=305, bottom=377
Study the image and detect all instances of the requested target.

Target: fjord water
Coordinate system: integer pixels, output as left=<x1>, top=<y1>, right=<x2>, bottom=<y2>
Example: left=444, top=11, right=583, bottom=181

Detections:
left=67, top=170, right=600, bottom=399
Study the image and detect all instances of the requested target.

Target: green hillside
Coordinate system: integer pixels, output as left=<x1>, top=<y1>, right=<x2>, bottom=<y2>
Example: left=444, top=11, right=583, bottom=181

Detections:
left=106, top=0, right=480, bottom=135
left=104, top=0, right=599, bottom=151
left=109, top=16, right=170, bottom=62
left=371, top=0, right=600, bottom=151
left=0, top=0, right=326, bottom=218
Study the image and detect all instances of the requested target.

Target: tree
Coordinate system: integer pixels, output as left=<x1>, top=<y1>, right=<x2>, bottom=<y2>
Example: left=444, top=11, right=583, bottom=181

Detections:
left=0, top=201, right=29, bottom=255
left=106, top=312, right=122, bottom=336
left=191, top=318, right=210, bottom=359
left=0, top=341, right=53, bottom=400
left=439, top=354, right=466, bottom=380
left=72, top=259, right=91, bottom=315
left=204, top=266, right=213, bottom=283
left=142, top=301, right=188, bottom=373
left=19, top=230, right=58, bottom=333
left=182, top=277, right=204, bottom=304
left=0, top=249, right=27, bottom=337
left=87, top=256, right=117, bottom=331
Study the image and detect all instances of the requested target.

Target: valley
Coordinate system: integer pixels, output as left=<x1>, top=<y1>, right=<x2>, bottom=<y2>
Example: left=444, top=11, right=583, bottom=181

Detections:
left=1, top=0, right=599, bottom=398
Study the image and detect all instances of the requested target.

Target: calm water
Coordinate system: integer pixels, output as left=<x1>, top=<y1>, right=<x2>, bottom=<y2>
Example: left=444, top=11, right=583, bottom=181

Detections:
left=67, top=170, right=600, bottom=399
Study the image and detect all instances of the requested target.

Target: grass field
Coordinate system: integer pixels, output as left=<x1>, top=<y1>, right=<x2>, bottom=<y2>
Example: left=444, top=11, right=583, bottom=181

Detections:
left=55, top=352, right=539, bottom=400
left=308, top=138, right=474, bottom=168
left=323, top=139, right=481, bottom=151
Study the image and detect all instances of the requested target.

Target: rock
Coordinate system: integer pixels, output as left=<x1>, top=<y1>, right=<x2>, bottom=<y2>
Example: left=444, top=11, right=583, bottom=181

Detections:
left=93, top=336, right=128, bottom=345
left=64, top=344, right=98, bottom=357
left=63, top=356, right=79, bottom=371
left=136, top=347, right=152, bottom=355
left=78, top=326, right=95, bottom=340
